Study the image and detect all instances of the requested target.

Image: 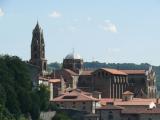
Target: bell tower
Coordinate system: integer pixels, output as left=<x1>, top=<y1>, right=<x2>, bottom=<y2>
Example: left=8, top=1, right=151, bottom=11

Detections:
left=30, top=21, right=47, bottom=75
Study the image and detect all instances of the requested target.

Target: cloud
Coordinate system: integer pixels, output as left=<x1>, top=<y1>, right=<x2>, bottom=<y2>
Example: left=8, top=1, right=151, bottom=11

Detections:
left=49, top=11, right=61, bottom=18
left=101, top=20, right=117, bottom=33
left=0, top=8, right=4, bottom=17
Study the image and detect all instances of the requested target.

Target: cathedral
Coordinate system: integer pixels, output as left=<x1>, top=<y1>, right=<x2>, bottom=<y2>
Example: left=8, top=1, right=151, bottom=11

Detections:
left=29, top=22, right=157, bottom=99
left=29, top=22, right=47, bottom=76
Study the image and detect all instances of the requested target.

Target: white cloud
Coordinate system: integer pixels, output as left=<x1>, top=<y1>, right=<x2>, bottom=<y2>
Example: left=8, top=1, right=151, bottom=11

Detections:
left=49, top=11, right=61, bottom=18
left=101, top=20, right=117, bottom=33
left=0, top=8, right=4, bottom=17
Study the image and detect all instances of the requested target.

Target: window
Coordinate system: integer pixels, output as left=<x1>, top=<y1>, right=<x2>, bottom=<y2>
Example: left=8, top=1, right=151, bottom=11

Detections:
left=34, top=46, right=37, bottom=51
left=148, top=118, right=152, bottom=120
left=34, top=53, right=37, bottom=58
left=83, top=102, right=86, bottom=104
left=127, top=118, right=131, bottom=120
left=108, top=114, right=113, bottom=120
left=60, top=102, right=63, bottom=104
left=82, top=106, right=86, bottom=110
left=108, top=111, right=113, bottom=120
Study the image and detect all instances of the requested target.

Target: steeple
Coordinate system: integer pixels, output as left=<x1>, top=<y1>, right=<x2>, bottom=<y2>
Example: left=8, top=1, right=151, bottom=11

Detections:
left=35, top=21, right=41, bottom=31
left=30, top=22, right=47, bottom=75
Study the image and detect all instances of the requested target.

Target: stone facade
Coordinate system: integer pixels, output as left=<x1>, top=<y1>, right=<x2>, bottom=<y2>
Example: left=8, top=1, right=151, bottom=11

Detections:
left=92, top=68, right=128, bottom=98
left=30, top=22, right=47, bottom=75
left=121, top=68, right=157, bottom=98
left=63, top=53, right=83, bottom=74
left=52, top=90, right=98, bottom=113
left=96, top=104, right=160, bottom=120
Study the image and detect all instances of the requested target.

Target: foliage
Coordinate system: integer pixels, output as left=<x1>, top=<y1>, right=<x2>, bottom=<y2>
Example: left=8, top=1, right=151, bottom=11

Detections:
left=0, top=55, right=50, bottom=120
left=53, top=112, right=73, bottom=120
left=47, top=62, right=62, bottom=71
left=38, top=84, right=50, bottom=111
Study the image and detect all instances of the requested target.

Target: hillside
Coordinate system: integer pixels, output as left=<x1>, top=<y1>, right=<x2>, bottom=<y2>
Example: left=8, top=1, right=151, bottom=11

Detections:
left=48, top=62, right=160, bottom=91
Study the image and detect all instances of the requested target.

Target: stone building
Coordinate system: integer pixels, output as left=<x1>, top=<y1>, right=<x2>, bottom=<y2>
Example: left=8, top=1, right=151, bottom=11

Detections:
left=51, top=89, right=99, bottom=113
left=28, top=22, right=157, bottom=99
left=62, top=52, right=83, bottom=74
left=92, top=68, right=128, bottom=98
left=96, top=104, right=160, bottom=120
left=29, top=22, right=47, bottom=75
left=120, top=68, right=157, bottom=98
left=50, top=52, right=157, bottom=99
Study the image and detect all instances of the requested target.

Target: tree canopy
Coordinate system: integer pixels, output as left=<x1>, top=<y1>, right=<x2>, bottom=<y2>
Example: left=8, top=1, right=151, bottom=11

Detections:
left=0, top=55, right=50, bottom=120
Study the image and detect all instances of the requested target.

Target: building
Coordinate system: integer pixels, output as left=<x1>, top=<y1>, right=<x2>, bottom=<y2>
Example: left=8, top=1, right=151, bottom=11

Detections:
left=28, top=22, right=157, bottom=100
left=51, top=89, right=99, bottom=113
left=50, top=52, right=157, bottom=99
left=29, top=22, right=47, bottom=76
left=96, top=104, right=160, bottom=120
left=120, top=68, right=157, bottom=98
left=96, top=91, right=160, bottom=120
left=92, top=68, right=128, bottom=98
left=62, top=52, right=83, bottom=74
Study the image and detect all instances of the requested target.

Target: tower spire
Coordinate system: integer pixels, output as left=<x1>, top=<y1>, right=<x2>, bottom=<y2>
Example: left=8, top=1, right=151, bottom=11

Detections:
left=30, top=22, right=47, bottom=76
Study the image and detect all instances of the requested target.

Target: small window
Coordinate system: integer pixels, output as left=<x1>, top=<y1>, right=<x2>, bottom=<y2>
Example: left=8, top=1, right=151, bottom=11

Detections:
left=82, top=106, right=86, bottom=110
left=34, top=53, right=37, bottom=58
left=108, top=111, right=113, bottom=120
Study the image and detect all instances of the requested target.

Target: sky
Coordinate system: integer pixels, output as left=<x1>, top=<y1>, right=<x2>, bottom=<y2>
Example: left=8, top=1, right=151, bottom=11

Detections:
left=0, top=0, right=160, bottom=65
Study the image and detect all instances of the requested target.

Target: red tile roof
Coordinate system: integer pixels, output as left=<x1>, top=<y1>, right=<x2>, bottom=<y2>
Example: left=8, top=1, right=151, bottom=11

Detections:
left=101, top=68, right=127, bottom=75
left=49, top=79, right=61, bottom=83
left=51, top=90, right=98, bottom=102
left=122, top=108, right=160, bottom=114
left=100, top=98, right=159, bottom=106
left=97, top=105, right=124, bottom=110
left=81, top=70, right=93, bottom=76
left=63, top=69, right=78, bottom=76
left=122, top=91, right=134, bottom=95
left=120, top=70, right=146, bottom=75
left=39, top=77, right=49, bottom=81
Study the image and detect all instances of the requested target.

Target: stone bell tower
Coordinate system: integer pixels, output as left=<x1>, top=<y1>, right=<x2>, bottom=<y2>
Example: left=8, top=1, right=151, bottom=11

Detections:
left=30, top=21, right=47, bottom=75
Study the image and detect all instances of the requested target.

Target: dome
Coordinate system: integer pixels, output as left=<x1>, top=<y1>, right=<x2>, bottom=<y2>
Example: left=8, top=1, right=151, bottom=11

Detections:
left=65, top=53, right=82, bottom=60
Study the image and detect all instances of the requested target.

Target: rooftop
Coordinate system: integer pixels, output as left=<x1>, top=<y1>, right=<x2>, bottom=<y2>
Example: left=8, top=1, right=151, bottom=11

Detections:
left=65, top=53, right=82, bottom=60
left=52, top=90, right=98, bottom=102
left=81, top=70, right=93, bottom=76
left=120, top=70, right=146, bottom=75
left=122, top=108, right=160, bottom=114
left=100, top=98, right=159, bottom=106
left=96, top=104, right=124, bottom=110
left=122, top=91, right=134, bottom=95
left=98, top=68, right=128, bottom=75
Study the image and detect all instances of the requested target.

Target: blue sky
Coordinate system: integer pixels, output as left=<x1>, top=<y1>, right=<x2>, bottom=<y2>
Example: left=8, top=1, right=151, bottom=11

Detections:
left=0, top=0, right=160, bottom=65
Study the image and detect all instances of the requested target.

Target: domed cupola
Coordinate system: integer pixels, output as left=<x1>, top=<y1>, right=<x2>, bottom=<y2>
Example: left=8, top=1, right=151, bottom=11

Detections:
left=65, top=53, right=82, bottom=60
left=63, top=52, right=83, bottom=74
